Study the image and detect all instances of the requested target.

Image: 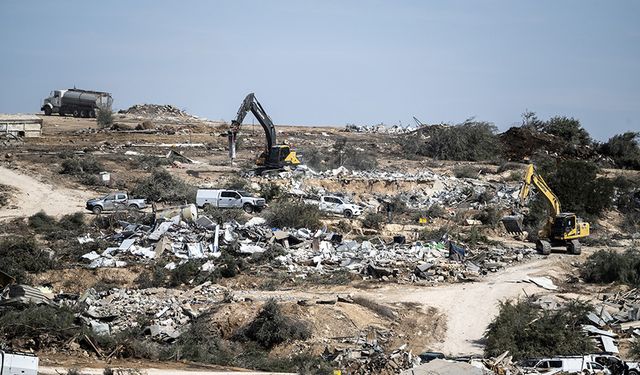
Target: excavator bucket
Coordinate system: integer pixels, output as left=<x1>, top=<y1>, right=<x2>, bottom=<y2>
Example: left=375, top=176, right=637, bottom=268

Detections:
left=501, top=215, right=525, bottom=235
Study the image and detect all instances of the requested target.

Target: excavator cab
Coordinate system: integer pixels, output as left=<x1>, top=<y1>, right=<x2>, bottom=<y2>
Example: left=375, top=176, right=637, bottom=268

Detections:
left=256, top=145, right=301, bottom=168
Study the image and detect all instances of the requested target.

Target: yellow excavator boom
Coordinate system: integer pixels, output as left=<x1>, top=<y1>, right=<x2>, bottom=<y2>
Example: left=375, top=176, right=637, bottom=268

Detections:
left=519, top=164, right=561, bottom=216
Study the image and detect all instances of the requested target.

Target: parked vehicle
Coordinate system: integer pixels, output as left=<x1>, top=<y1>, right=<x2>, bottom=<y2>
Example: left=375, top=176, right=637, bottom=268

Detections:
left=41, top=88, right=113, bottom=118
left=0, top=350, right=38, bottom=375
left=305, top=195, right=362, bottom=218
left=195, top=189, right=266, bottom=213
left=520, top=356, right=610, bottom=374
left=86, top=192, right=146, bottom=215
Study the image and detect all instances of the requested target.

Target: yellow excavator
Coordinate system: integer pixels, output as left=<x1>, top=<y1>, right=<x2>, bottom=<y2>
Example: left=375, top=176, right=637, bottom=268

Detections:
left=228, top=93, right=300, bottom=174
left=502, top=164, right=590, bottom=255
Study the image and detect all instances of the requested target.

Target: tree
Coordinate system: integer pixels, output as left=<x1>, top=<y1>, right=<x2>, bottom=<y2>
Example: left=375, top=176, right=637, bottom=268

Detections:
left=601, top=132, right=640, bottom=170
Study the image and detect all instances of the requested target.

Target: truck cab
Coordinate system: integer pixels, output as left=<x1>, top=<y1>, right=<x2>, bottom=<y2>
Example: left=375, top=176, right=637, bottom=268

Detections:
left=0, top=350, right=39, bottom=375
left=41, top=90, right=67, bottom=115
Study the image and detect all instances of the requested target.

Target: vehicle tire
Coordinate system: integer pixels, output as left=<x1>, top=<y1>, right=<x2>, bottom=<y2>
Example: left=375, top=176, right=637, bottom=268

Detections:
left=128, top=204, right=139, bottom=211
left=43, top=106, right=52, bottom=116
left=629, top=370, right=639, bottom=375
left=243, top=203, right=254, bottom=214
left=202, top=203, right=211, bottom=210
left=73, top=109, right=80, bottom=117
left=567, top=239, right=581, bottom=255
left=536, top=240, right=551, bottom=255
left=80, top=109, right=88, bottom=118
left=344, top=209, right=353, bottom=218
left=89, top=109, right=96, bottom=118
left=92, top=206, right=103, bottom=215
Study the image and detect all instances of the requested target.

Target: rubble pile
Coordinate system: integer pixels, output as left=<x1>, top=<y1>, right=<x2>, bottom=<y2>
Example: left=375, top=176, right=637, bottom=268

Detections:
left=583, top=289, right=640, bottom=354
left=80, top=205, right=536, bottom=284
left=327, top=329, right=420, bottom=374
left=267, top=166, right=521, bottom=210
left=78, top=282, right=226, bottom=341
left=120, top=104, right=201, bottom=121
left=344, top=124, right=422, bottom=134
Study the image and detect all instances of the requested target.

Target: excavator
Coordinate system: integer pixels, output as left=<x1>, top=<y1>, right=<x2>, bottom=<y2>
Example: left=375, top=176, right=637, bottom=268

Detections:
left=501, top=164, right=590, bottom=255
left=228, top=93, right=300, bottom=173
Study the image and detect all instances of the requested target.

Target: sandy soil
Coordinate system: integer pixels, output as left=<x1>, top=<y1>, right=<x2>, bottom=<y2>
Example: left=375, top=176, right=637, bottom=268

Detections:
left=0, top=165, right=96, bottom=220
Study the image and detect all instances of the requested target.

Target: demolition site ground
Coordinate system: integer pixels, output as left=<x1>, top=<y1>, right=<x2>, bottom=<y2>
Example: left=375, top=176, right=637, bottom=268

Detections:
left=1, top=109, right=639, bottom=374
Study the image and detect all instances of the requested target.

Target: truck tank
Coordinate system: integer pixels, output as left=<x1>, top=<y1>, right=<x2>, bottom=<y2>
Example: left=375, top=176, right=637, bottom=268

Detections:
left=61, top=89, right=112, bottom=109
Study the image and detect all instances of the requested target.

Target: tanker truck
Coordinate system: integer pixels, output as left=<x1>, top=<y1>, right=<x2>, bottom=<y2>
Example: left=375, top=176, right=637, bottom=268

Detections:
left=41, top=88, right=113, bottom=118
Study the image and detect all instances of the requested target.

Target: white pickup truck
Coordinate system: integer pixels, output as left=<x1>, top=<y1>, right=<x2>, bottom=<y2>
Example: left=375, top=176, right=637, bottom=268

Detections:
left=0, top=350, right=38, bottom=375
left=196, top=189, right=266, bottom=213
left=305, top=195, right=362, bottom=218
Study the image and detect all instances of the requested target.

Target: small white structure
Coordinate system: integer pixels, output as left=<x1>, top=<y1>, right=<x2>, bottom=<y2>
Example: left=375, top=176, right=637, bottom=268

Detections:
left=0, top=114, right=42, bottom=138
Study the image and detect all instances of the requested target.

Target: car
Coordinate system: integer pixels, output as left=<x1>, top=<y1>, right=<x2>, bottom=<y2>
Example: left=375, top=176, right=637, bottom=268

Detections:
left=520, top=356, right=611, bottom=374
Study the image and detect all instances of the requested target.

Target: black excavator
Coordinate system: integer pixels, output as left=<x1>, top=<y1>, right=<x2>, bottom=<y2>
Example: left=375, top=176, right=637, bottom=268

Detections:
left=228, top=93, right=300, bottom=174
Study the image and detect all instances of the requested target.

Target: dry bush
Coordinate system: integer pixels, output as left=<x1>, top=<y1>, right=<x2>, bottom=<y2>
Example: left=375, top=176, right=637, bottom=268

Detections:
left=237, top=299, right=311, bottom=349
left=454, top=165, right=479, bottom=178
left=361, top=211, right=386, bottom=229
left=131, top=169, right=196, bottom=204
left=352, top=296, right=397, bottom=320
left=262, top=201, right=322, bottom=230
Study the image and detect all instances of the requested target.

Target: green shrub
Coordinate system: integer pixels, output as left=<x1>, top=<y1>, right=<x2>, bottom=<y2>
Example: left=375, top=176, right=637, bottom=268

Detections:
left=260, top=182, right=283, bottom=202
left=60, top=157, right=104, bottom=176
left=601, top=132, right=640, bottom=170
left=0, top=236, right=54, bottom=282
left=28, top=211, right=86, bottom=241
left=405, top=121, right=503, bottom=161
left=130, top=169, right=197, bottom=204
left=263, top=201, right=322, bottom=230
left=97, top=107, right=114, bottom=128
left=537, top=160, right=614, bottom=218
left=581, top=249, right=640, bottom=286
left=361, top=212, right=386, bottom=230
left=238, top=299, right=311, bottom=349
left=484, top=298, right=594, bottom=360
left=0, top=305, right=78, bottom=349
left=540, top=116, right=592, bottom=146
left=225, top=176, right=250, bottom=191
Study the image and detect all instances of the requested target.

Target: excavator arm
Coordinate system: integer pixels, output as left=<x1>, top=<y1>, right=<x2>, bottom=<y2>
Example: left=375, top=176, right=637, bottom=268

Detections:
left=230, top=93, right=277, bottom=154
left=519, top=164, right=561, bottom=216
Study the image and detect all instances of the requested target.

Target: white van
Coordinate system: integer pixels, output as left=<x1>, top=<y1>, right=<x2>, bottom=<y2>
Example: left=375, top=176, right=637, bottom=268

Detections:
left=0, top=350, right=38, bottom=375
left=521, top=356, right=610, bottom=374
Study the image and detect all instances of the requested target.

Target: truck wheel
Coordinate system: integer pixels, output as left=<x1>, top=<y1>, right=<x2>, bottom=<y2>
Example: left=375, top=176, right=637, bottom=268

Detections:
left=128, top=204, right=139, bottom=211
left=92, top=206, right=103, bottom=215
left=44, top=106, right=52, bottom=115
left=80, top=110, right=88, bottom=118
left=243, top=203, right=254, bottom=214
left=344, top=209, right=353, bottom=218
left=89, top=109, right=96, bottom=118
left=73, top=109, right=80, bottom=117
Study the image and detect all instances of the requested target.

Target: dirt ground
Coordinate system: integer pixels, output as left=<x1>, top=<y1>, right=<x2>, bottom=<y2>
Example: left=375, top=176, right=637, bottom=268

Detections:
left=0, top=165, right=97, bottom=219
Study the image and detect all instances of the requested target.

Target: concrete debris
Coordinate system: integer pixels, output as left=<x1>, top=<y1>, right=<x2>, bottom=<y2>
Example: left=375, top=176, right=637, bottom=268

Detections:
left=344, top=123, right=422, bottom=134
left=521, top=276, right=558, bottom=290
left=402, top=358, right=489, bottom=375
left=78, top=283, right=226, bottom=342
left=1, top=284, right=54, bottom=307
left=120, top=104, right=201, bottom=122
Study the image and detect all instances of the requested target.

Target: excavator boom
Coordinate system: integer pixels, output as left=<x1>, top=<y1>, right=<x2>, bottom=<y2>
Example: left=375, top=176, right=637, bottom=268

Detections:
left=231, top=93, right=277, bottom=152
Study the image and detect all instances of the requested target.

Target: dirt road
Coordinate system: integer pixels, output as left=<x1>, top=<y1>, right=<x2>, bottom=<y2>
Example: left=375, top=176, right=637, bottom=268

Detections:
left=366, top=255, right=568, bottom=355
left=0, top=165, right=96, bottom=219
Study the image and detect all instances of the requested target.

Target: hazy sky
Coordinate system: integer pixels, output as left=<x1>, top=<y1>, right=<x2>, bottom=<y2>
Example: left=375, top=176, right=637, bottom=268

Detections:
left=1, top=1, right=638, bottom=140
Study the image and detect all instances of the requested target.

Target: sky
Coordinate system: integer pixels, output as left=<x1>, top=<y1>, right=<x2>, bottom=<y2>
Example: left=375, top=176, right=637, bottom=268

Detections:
left=1, top=1, right=638, bottom=140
